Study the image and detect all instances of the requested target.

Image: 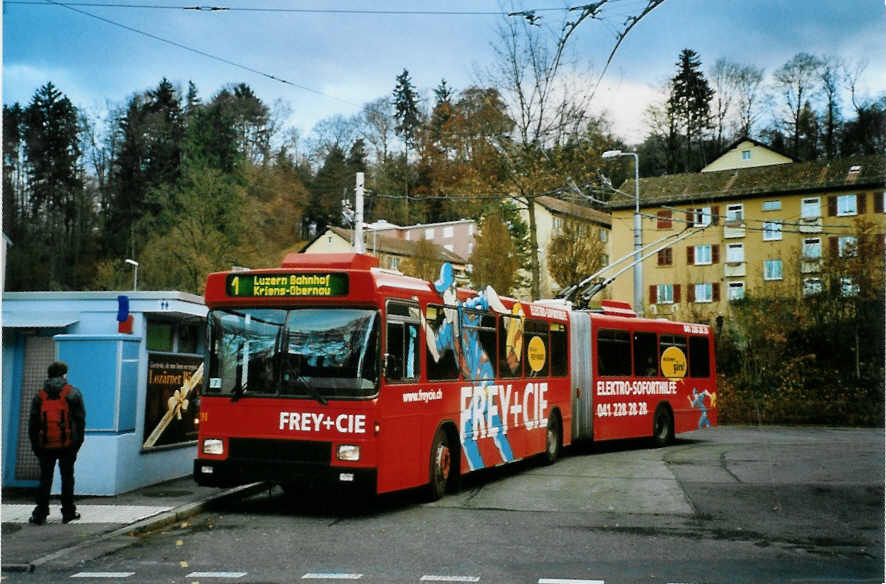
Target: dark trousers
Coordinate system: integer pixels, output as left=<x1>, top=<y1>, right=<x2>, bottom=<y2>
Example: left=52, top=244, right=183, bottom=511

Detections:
left=34, top=449, right=77, bottom=516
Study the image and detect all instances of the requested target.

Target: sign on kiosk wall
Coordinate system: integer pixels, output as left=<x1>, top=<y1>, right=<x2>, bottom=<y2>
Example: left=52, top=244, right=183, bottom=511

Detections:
left=143, top=354, right=202, bottom=449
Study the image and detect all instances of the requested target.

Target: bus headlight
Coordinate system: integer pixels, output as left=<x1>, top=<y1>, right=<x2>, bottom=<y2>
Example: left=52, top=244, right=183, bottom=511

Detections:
left=337, top=444, right=360, bottom=462
left=202, top=438, right=224, bottom=456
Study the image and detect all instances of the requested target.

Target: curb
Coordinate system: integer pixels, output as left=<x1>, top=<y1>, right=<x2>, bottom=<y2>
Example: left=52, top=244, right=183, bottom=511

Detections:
left=7, top=482, right=269, bottom=572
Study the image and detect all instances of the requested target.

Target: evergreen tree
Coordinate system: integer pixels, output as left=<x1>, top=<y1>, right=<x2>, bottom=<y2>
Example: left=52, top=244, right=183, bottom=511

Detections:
left=667, top=49, right=714, bottom=172
left=392, top=69, right=421, bottom=211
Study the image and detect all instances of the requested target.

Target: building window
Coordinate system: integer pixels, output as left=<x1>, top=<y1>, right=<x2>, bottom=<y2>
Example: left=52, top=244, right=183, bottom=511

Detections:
left=801, top=197, right=820, bottom=219
left=762, top=200, right=781, bottom=211
left=727, top=281, right=745, bottom=301
left=657, top=247, right=673, bottom=266
left=444, top=244, right=454, bottom=252
left=764, top=259, right=783, bottom=280
left=553, top=217, right=563, bottom=232
left=694, top=245, right=712, bottom=265
left=741, top=150, right=751, bottom=160
left=836, top=194, right=858, bottom=216
left=803, top=238, right=821, bottom=259
left=803, top=278, right=823, bottom=296
left=726, top=203, right=744, bottom=223
left=841, top=277, right=860, bottom=297
left=599, top=229, right=608, bottom=243
left=657, top=210, right=673, bottom=229
left=687, top=206, right=714, bottom=227
left=726, top=242, right=744, bottom=263
left=442, top=226, right=454, bottom=238
left=657, top=284, right=674, bottom=304
left=390, top=257, right=400, bottom=270
left=694, top=283, right=713, bottom=303
left=763, top=221, right=782, bottom=241
left=425, top=228, right=435, bottom=240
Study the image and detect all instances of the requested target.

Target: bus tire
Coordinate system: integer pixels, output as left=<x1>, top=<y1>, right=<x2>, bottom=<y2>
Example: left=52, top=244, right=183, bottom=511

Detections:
left=543, top=411, right=562, bottom=465
left=653, top=404, right=674, bottom=447
left=427, top=427, right=452, bottom=501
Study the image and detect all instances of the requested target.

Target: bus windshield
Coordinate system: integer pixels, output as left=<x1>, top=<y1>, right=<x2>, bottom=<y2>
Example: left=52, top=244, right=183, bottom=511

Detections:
left=207, top=308, right=380, bottom=400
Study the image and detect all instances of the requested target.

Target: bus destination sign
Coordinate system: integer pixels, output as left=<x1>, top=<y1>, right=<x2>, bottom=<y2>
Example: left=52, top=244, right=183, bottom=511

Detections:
left=226, top=273, right=349, bottom=298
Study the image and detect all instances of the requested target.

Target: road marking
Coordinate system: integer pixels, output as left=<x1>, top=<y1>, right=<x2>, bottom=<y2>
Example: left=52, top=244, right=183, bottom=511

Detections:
left=186, top=572, right=247, bottom=578
left=71, top=573, right=135, bottom=578
left=302, top=574, right=363, bottom=580
left=538, top=580, right=605, bottom=584
left=421, top=577, right=481, bottom=582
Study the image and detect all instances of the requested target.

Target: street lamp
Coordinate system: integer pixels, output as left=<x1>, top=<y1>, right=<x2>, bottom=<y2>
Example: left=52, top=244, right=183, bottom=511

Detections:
left=125, top=259, right=139, bottom=291
left=602, top=150, right=643, bottom=316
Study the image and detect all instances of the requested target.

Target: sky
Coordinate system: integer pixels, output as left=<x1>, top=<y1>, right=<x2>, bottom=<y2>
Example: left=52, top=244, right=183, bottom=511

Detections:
left=3, top=0, right=885, bottom=146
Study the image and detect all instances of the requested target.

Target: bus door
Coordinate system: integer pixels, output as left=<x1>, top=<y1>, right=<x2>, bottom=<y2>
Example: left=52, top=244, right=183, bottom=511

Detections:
left=569, top=311, right=593, bottom=440
left=378, top=299, right=424, bottom=492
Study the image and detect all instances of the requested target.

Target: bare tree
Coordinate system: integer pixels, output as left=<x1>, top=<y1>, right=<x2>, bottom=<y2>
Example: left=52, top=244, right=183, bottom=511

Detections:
left=710, top=58, right=739, bottom=150
left=361, top=97, right=395, bottom=167
left=483, top=0, right=664, bottom=299
left=732, top=63, right=766, bottom=138
left=773, top=52, right=823, bottom=157
left=819, top=55, right=844, bottom=160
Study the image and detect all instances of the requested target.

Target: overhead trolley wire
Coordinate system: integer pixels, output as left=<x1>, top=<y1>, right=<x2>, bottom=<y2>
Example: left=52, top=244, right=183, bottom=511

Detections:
left=8, top=1, right=571, bottom=16
left=33, top=0, right=360, bottom=105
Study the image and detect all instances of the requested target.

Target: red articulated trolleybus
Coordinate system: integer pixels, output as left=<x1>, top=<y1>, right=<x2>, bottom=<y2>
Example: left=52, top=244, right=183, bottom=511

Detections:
left=194, top=252, right=717, bottom=500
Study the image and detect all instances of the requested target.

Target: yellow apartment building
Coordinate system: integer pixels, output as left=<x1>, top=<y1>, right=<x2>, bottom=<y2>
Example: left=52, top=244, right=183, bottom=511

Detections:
left=608, top=140, right=885, bottom=322
left=520, top=195, right=613, bottom=299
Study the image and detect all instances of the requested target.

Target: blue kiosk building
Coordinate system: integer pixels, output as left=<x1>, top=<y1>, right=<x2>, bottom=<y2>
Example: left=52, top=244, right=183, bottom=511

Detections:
left=2, top=291, right=206, bottom=495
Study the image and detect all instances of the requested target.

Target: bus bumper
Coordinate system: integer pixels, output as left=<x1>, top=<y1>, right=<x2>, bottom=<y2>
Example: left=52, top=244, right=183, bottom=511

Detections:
left=193, top=458, right=377, bottom=491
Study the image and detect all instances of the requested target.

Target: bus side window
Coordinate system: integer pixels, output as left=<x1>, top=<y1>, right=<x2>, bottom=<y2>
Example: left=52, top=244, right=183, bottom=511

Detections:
left=524, top=319, right=549, bottom=377
left=550, top=322, right=568, bottom=377
left=464, top=309, right=498, bottom=381
left=426, top=304, right=460, bottom=381
left=499, top=314, right=523, bottom=378
left=689, top=336, right=711, bottom=378
left=386, top=300, right=420, bottom=383
left=597, top=329, right=631, bottom=376
left=633, top=331, right=658, bottom=377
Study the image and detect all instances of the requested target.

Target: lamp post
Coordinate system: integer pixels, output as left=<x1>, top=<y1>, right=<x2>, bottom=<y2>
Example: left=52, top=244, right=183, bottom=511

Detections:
left=602, top=150, right=643, bottom=316
left=125, top=259, right=139, bottom=291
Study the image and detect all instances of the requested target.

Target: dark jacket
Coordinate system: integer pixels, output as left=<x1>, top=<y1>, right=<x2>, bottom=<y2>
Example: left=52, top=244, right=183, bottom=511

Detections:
left=28, top=376, right=86, bottom=455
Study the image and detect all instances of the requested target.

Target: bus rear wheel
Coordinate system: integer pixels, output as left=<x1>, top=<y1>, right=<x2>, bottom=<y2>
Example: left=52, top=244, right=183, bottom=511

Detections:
left=428, top=428, right=452, bottom=501
left=543, top=412, right=562, bottom=465
left=653, top=405, right=674, bottom=447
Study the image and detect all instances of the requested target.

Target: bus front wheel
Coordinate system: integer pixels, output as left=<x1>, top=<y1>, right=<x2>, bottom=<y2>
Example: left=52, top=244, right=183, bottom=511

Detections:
left=428, top=428, right=452, bottom=501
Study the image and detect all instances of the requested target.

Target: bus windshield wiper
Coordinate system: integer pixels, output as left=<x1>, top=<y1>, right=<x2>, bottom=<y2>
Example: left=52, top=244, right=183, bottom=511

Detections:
left=231, top=382, right=245, bottom=403
left=290, top=375, right=327, bottom=406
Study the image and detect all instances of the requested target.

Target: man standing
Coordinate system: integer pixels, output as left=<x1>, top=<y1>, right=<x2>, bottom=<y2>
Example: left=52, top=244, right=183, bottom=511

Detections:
left=28, top=361, right=86, bottom=524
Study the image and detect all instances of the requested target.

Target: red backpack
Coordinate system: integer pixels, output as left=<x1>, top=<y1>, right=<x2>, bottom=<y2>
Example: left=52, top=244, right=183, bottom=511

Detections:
left=38, top=385, right=73, bottom=450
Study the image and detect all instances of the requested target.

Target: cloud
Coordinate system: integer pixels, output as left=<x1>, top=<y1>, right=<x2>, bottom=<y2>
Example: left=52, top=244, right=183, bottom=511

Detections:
left=593, top=79, right=664, bottom=145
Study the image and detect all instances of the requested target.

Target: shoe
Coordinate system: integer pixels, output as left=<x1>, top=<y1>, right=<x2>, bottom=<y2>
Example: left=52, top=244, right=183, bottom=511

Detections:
left=29, top=514, right=46, bottom=525
left=62, top=511, right=80, bottom=523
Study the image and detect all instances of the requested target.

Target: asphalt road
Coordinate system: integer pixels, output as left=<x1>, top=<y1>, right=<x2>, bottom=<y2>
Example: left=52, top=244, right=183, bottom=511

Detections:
left=6, top=425, right=884, bottom=583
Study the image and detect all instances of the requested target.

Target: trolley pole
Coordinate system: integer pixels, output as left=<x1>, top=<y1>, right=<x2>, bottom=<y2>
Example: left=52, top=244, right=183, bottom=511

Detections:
left=354, top=172, right=365, bottom=254
left=602, top=150, right=643, bottom=316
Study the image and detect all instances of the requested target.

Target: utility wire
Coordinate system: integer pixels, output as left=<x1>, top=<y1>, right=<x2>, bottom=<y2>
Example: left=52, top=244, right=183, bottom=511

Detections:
left=38, top=0, right=359, bottom=105
left=9, top=1, right=569, bottom=16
